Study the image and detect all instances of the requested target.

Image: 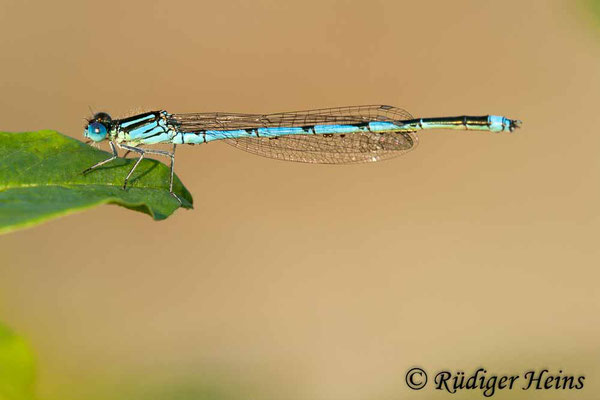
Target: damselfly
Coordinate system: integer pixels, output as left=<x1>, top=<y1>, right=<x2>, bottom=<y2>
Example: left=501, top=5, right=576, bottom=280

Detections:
left=83, top=105, right=522, bottom=203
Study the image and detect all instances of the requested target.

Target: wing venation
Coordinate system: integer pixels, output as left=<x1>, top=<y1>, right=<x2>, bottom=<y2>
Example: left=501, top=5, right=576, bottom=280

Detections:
left=171, top=105, right=417, bottom=164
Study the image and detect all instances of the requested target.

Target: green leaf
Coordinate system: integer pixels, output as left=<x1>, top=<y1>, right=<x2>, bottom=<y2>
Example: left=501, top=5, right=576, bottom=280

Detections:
left=583, top=0, right=600, bottom=25
left=0, top=130, right=193, bottom=234
left=0, top=323, right=35, bottom=400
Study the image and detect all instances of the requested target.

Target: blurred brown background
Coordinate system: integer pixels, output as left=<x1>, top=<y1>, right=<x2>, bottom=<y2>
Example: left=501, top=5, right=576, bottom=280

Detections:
left=1, top=0, right=599, bottom=399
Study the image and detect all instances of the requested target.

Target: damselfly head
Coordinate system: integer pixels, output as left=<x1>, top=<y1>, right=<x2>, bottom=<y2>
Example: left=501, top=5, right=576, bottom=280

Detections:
left=84, top=112, right=112, bottom=142
left=92, top=112, right=112, bottom=125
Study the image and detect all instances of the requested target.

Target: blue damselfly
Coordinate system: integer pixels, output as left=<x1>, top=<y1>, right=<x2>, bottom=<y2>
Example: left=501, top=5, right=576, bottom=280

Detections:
left=83, top=105, right=521, bottom=203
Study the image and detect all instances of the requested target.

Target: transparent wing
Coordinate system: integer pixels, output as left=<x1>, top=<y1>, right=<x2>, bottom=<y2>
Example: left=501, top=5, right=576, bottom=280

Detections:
left=227, top=131, right=417, bottom=163
left=170, top=105, right=418, bottom=164
left=171, top=105, right=413, bottom=130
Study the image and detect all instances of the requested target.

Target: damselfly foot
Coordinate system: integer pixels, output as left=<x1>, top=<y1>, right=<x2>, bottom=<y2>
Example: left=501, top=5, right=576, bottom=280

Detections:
left=171, top=192, right=183, bottom=205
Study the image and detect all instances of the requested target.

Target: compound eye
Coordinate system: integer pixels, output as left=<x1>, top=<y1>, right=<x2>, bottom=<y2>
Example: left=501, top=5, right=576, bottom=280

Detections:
left=87, top=122, right=108, bottom=142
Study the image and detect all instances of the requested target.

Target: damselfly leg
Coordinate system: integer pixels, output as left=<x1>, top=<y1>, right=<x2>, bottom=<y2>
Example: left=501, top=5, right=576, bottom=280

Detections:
left=117, top=143, right=181, bottom=204
left=82, top=141, right=181, bottom=204
left=82, top=141, right=119, bottom=174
